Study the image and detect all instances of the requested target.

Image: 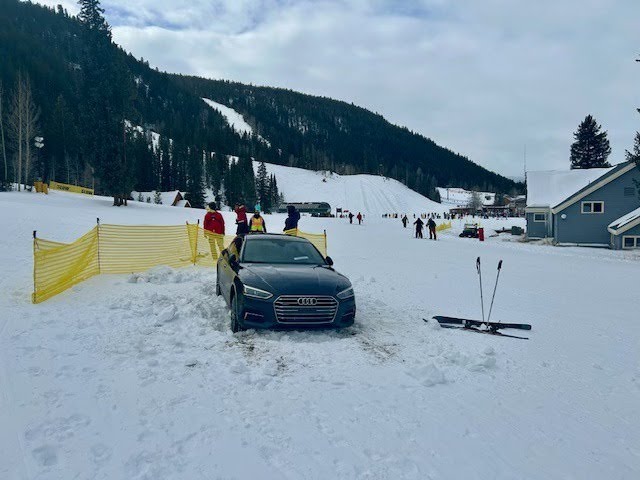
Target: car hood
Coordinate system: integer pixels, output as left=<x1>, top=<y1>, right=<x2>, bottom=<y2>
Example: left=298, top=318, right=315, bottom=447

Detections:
left=239, top=264, right=350, bottom=296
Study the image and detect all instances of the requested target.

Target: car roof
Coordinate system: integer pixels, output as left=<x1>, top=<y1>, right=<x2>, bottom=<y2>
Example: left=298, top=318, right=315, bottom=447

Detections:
left=243, top=233, right=309, bottom=243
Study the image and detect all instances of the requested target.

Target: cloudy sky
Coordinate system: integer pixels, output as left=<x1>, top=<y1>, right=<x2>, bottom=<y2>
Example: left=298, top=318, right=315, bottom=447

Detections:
left=40, top=0, right=639, bottom=177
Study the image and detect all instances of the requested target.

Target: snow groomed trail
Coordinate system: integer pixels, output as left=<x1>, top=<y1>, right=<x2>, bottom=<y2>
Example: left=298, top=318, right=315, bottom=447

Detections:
left=1, top=191, right=639, bottom=479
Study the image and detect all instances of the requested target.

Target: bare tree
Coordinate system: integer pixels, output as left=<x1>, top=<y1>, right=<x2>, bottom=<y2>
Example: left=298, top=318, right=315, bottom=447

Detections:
left=468, top=191, right=483, bottom=212
left=7, top=73, right=40, bottom=190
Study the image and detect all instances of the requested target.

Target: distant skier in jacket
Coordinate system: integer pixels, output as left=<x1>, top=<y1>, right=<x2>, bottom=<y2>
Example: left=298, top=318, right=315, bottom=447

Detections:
left=357, top=212, right=362, bottom=225
left=402, top=215, right=408, bottom=228
left=250, top=211, right=267, bottom=233
left=204, top=202, right=225, bottom=259
left=283, top=205, right=300, bottom=232
left=427, top=218, right=437, bottom=240
left=348, top=212, right=354, bottom=224
left=414, top=218, right=424, bottom=239
left=254, top=200, right=261, bottom=213
left=234, top=202, right=249, bottom=235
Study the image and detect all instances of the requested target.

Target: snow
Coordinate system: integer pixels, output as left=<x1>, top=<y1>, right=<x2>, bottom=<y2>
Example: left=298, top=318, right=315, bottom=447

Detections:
left=255, top=161, right=443, bottom=215
left=202, top=98, right=255, bottom=136
left=526, top=167, right=611, bottom=208
left=608, top=205, right=640, bottom=232
left=437, top=187, right=496, bottom=207
left=1, top=189, right=640, bottom=479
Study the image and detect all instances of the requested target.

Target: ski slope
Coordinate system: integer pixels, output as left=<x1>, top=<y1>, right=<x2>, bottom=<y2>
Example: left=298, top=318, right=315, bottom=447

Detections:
left=1, top=190, right=639, bottom=480
left=255, top=161, right=443, bottom=215
left=437, top=187, right=496, bottom=207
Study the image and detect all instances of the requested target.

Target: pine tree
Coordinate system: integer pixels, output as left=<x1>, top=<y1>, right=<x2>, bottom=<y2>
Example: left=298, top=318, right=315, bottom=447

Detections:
left=255, top=160, right=268, bottom=208
left=185, top=146, right=206, bottom=208
left=154, top=190, right=162, bottom=204
left=570, top=115, right=612, bottom=169
left=77, top=0, right=111, bottom=37
left=0, top=80, right=9, bottom=190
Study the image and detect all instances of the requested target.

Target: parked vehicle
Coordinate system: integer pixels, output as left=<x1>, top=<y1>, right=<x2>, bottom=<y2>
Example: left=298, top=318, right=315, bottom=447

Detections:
left=459, top=223, right=480, bottom=238
left=216, top=233, right=356, bottom=332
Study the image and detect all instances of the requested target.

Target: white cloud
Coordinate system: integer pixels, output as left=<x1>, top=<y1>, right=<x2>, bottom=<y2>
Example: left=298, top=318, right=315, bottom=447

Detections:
left=35, top=0, right=640, bottom=176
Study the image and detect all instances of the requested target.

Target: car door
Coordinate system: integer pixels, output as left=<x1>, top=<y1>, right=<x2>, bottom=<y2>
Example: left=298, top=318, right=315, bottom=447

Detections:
left=219, top=250, right=233, bottom=303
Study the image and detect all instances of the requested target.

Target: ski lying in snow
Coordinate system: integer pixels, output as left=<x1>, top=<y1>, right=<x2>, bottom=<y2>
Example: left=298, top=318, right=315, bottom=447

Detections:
left=432, top=316, right=532, bottom=331
left=424, top=318, right=529, bottom=340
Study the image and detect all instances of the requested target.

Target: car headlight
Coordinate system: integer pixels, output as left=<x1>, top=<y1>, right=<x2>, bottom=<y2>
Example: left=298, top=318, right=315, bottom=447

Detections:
left=244, top=284, right=273, bottom=299
left=336, top=286, right=354, bottom=300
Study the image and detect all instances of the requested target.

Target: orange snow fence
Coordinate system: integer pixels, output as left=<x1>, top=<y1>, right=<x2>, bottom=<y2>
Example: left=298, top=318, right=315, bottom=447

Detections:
left=32, top=223, right=328, bottom=303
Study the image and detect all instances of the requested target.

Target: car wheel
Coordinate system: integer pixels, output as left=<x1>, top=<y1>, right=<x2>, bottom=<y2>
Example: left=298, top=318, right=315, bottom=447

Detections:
left=230, top=292, right=246, bottom=333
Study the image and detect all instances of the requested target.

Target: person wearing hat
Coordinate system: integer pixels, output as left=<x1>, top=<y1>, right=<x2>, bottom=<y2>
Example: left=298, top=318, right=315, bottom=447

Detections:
left=250, top=211, right=267, bottom=233
left=234, top=201, right=249, bottom=235
left=204, top=202, right=225, bottom=259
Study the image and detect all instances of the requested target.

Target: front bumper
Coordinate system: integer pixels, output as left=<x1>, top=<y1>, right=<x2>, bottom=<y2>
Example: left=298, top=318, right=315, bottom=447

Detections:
left=238, top=294, right=356, bottom=330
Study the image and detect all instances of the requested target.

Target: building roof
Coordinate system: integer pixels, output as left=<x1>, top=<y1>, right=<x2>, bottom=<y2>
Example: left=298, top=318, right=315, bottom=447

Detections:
left=608, top=205, right=640, bottom=235
left=552, top=162, right=636, bottom=213
left=175, top=199, right=191, bottom=208
left=133, top=190, right=185, bottom=206
left=526, top=167, right=612, bottom=209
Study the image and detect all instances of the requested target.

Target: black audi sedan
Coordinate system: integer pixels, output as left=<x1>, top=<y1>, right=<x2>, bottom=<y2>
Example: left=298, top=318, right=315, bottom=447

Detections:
left=216, top=233, right=356, bottom=332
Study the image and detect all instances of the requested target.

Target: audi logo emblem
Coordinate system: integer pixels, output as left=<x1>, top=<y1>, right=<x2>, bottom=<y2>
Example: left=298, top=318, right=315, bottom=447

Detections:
left=297, top=297, right=317, bottom=306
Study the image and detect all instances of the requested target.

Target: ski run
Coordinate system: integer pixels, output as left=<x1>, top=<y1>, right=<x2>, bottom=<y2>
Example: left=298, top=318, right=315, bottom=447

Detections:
left=1, top=190, right=639, bottom=479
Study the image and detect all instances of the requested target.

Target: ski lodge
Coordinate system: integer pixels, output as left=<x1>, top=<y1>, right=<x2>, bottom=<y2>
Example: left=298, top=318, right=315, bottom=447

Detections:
left=525, top=161, right=640, bottom=249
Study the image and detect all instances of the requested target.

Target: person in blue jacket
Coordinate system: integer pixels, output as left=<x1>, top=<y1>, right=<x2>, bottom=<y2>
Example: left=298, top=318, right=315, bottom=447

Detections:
left=283, top=205, right=301, bottom=231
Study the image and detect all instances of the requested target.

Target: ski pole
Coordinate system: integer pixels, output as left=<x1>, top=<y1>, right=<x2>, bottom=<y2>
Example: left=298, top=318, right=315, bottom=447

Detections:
left=476, top=257, right=485, bottom=323
left=487, top=260, right=503, bottom=323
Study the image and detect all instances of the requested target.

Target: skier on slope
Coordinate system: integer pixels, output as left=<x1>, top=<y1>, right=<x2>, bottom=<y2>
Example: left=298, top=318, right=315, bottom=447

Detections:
left=204, top=202, right=225, bottom=259
left=234, top=202, right=249, bottom=235
left=250, top=211, right=267, bottom=233
left=357, top=212, right=363, bottom=225
left=427, top=217, right=437, bottom=240
left=348, top=212, right=354, bottom=224
left=402, top=215, right=408, bottom=228
left=283, top=205, right=301, bottom=232
left=414, top=217, right=424, bottom=239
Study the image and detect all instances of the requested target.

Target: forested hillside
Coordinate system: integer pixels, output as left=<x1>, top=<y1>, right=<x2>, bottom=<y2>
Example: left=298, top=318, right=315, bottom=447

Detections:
left=0, top=0, right=519, bottom=206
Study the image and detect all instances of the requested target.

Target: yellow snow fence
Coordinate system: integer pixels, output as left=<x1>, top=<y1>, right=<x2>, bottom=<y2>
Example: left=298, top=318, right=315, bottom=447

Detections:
left=436, top=221, right=452, bottom=232
left=33, top=224, right=328, bottom=303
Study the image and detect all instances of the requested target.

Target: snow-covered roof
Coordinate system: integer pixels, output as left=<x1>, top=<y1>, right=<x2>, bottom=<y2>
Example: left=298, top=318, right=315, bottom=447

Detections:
left=608, top=205, right=640, bottom=234
left=526, top=168, right=612, bottom=208
left=133, top=190, right=184, bottom=206
left=175, top=199, right=191, bottom=208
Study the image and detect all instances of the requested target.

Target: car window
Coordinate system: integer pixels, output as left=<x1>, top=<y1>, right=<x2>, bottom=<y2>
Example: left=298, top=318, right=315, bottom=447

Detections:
left=241, top=238, right=325, bottom=265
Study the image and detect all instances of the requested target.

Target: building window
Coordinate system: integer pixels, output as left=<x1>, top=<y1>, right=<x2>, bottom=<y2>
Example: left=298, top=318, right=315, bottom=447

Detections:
left=622, top=236, right=640, bottom=249
left=624, top=187, right=635, bottom=197
left=581, top=201, right=604, bottom=214
left=533, top=213, right=546, bottom=222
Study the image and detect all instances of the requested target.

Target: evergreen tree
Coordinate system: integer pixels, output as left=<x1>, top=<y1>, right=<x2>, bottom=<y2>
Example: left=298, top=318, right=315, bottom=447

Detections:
left=570, top=115, right=612, bottom=169
left=0, top=80, right=9, bottom=190
left=255, top=160, right=268, bottom=209
left=185, top=146, right=206, bottom=208
left=154, top=190, right=162, bottom=204
left=77, top=0, right=111, bottom=37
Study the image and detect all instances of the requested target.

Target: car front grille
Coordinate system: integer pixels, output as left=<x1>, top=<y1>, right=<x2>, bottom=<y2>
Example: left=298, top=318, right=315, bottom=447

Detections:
left=273, top=295, right=338, bottom=324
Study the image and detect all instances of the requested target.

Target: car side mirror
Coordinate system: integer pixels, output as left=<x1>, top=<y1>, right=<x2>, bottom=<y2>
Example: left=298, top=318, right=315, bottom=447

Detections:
left=229, top=254, right=239, bottom=270
left=325, top=256, right=334, bottom=266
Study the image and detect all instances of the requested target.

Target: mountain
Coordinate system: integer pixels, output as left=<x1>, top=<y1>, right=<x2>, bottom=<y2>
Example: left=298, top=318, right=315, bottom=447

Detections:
left=0, top=0, right=519, bottom=205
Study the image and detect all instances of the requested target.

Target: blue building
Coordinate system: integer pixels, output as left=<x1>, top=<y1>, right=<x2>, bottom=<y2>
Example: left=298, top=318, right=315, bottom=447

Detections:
left=525, top=162, right=640, bottom=249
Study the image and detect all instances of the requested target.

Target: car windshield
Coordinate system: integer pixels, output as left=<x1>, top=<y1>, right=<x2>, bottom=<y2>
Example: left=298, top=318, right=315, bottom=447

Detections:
left=241, top=237, right=326, bottom=265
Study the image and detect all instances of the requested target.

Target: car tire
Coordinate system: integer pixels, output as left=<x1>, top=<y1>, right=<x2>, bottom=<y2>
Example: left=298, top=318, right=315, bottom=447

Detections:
left=230, top=292, right=246, bottom=333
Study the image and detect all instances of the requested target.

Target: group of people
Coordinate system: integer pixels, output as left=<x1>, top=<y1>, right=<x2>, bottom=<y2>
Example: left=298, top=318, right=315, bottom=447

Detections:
left=402, top=214, right=437, bottom=240
left=202, top=201, right=301, bottom=258
left=346, top=212, right=363, bottom=225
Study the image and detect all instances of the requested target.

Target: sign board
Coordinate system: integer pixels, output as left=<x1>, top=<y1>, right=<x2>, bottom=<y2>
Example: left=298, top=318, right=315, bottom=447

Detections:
left=49, top=181, right=94, bottom=196
left=336, top=208, right=342, bottom=213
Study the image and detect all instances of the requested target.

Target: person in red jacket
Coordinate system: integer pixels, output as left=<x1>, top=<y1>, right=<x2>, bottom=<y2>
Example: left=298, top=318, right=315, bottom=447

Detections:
left=234, top=202, right=249, bottom=235
left=204, top=202, right=225, bottom=259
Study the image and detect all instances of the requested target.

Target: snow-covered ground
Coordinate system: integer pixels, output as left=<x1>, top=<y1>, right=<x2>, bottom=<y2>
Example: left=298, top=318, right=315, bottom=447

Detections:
left=1, top=190, right=639, bottom=479
left=255, top=162, right=443, bottom=215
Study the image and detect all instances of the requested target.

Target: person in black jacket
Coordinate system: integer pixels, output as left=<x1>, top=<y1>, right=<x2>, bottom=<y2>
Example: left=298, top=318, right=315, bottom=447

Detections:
left=414, top=218, right=424, bottom=238
left=402, top=215, right=408, bottom=228
left=283, top=205, right=301, bottom=231
left=427, top=218, right=437, bottom=240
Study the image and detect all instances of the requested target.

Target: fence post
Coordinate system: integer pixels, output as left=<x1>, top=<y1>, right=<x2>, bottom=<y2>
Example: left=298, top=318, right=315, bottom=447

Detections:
left=32, top=230, right=37, bottom=303
left=96, top=218, right=101, bottom=273
left=194, top=220, right=200, bottom=265
left=324, top=229, right=327, bottom=256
